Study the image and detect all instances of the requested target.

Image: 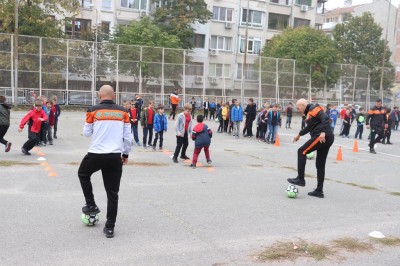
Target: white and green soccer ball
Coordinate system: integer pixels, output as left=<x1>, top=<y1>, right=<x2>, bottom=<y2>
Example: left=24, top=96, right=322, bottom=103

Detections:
left=81, top=213, right=99, bottom=226
left=286, top=184, right=299, bottom=198
left=306, top=152, right=314, bottom=160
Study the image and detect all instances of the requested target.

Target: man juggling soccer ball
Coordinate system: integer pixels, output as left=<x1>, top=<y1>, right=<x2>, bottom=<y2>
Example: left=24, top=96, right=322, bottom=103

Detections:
left=287, top=99, right=335, bottom=198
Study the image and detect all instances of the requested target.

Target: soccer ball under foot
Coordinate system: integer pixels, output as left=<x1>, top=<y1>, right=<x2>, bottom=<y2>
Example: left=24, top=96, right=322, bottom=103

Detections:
left=81, top=213, right=99, bottom=226
left=286, top=184, right=299, bottom=198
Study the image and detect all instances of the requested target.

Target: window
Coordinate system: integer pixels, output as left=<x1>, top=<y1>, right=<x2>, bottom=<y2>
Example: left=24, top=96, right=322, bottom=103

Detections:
left=81, top=0, right=91, bottom=8
left=190, top=34, right=206, bottom=49
left=210, top=36, right=232, bottom=51
left=101, top=21, right=110, bottom=35
left=268, top=13, right=289, bottom=30
left=295, top=0, right=312, bottom=6
left=294, top=18, right=310, bottom=28
left=186, top=62, right=204, bottom=76
left=241, top=9, right=263, bottom=28
left=212, top=6, right=233, bottom=22
left=269, top=0, right=291, bottom=5
left=65, top=18, right=92, bottom=37
left=239, top=37, right=262, bottom=54
left=120, top=0, right=147, bottom=10
left=209, top=63, right=231, bottom=78
left=102, top=0, right=112, bottom=10
left=237, top=64, right=258, bottom=80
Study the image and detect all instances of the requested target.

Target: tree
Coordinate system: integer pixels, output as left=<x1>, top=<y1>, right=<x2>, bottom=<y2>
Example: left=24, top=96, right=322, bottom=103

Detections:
left=152, top=0, right=212, bottom=49
left=112, top=17, right=187, bottom=89
left=333, top=13, right=395, bottom=93
left=0, top=0, right=80, bottom=37
left=0, top=0, right=81, bottom=92
left=262, top=26, right=340, bottom=88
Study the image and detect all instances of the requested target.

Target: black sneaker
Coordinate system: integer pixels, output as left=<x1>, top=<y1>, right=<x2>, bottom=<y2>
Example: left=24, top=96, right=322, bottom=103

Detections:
left=103, top=227, right=114, bottom=238
left=54, top=135, right=57, bottom=139
left=370, top=148, right=376, bottom=154
left=190, top=163, right=196, bottom=168
left=21, top=148, right=31, bottom=155
left=82, top=204, right=100, bottom=214
left=207, top=160, right=212, bottom=164
left=180, top=155, right=190, bottom=160
left=5, top=142, right=11, bottom=152
left=287, top=177, right=306, bottom=187
left=49, top=141, right=53, bottom=145
left=308, top=190, right=324, bottom=198
left=172, top=157, right=178, bottom=163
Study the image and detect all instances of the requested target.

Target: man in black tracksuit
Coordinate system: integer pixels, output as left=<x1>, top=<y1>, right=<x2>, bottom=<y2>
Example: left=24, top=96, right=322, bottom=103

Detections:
left=366, top=99, right=387, bottom=154
left=288, top=99, right=334, bottom=198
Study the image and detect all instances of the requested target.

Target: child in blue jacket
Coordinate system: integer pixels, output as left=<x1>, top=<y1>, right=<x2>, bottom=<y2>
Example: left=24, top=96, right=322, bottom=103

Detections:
left=230, top=101, right=243, bottom=138
left=152, top=105, right=168, bottom=150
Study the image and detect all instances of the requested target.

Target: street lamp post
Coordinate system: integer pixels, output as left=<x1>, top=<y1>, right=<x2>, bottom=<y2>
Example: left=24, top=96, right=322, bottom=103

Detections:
left=379, top=0, right=392, bottom=102
left=90, top=4, right=99, bottom=104
left=14, top=0, right=19, bottom=106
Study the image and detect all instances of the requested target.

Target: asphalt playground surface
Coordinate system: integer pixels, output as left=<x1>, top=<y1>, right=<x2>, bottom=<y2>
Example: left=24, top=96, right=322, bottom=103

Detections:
left=1, top=111, right=400, bottom=265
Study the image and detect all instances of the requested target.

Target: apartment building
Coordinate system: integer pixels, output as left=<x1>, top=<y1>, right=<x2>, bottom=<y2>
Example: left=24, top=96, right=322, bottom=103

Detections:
left=322, top=0, right=398, bottom=71
left=52, top=0, right=326, bottom=101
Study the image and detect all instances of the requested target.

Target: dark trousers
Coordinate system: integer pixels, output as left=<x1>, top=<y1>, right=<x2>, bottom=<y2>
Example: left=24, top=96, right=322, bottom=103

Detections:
left=209, top=109, right=216, bottom=120
left=78, top=154, right=123, bottom=229
left=395, top=121, right=399, bottom=130
left=286, top=116, right=292, bottom=128
left=40, top=123, right=47, bottom=143
left=142, top=124, right=153, bottom=147
left=203, top=109, right=209, bottom=119
left=192, top=145, right=210, bottom=164
left=53, top=119, right=58, bottom=137
left=153, top=131, right=164, bottom=148
left=243, top=118, right=254, bottom=136
left=170, top=104, right=177, bottom=120
left=131, top=124, right=139, bottom=143
left=191, top=108, right=195, bottom=119
left=340, top=123, right=350, bottom=136
left=22, top=131, right=39, bottom=151
left=297, top=135, right=334, bottom=191
left=218, top=119, right=223, bottom=132
left=173, top=132, right=189, bottom=158
left=260, top=123, right=267, bottom=139
left=354, top=125, right=363, bottom=139
left=382, top=128, right=391, bottom=143
left=0, top=125, right=9, bottom=145
left=369, top=127, right=384, bottom=148
left=223, top=119, right=229, bottom=132
left=46, top=124, right=53, bottom=143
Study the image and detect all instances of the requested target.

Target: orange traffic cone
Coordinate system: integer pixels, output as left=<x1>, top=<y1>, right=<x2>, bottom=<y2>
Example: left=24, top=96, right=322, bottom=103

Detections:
left=274, top=134, right=281, bottom=147
left=352, top=140, right=359, bottom=153
left=336, top=146, right=343, bottom=161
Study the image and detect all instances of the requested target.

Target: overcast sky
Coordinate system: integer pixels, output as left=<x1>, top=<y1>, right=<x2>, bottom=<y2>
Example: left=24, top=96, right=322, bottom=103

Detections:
left=325, top=0, right=400, bottom=10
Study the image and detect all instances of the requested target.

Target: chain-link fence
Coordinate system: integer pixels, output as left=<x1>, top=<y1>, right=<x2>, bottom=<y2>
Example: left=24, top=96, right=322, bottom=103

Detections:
left=0, top=33, right=397, bottom=110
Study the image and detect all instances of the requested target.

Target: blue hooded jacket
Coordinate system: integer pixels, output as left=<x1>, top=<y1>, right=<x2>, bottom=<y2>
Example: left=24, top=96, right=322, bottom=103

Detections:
left=153, top=113, right=168, bottom=132
left=230, top=105, right=243, bottom=122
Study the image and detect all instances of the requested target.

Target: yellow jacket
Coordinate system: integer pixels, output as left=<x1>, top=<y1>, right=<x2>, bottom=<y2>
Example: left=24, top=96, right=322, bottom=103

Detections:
left=222, top=107, right=228, bottom=120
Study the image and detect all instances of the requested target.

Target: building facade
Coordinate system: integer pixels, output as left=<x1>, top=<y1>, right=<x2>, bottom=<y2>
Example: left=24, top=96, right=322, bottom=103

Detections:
left=322, top=0, right=399, bottom=78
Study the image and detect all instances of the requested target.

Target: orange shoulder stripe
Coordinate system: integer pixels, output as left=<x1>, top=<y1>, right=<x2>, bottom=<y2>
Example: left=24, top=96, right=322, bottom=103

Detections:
left=308, top=106, right=324, bottom=117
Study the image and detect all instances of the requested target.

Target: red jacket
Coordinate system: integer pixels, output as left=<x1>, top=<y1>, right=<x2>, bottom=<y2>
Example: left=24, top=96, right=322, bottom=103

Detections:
left=19, top=108, right=48, bottom=133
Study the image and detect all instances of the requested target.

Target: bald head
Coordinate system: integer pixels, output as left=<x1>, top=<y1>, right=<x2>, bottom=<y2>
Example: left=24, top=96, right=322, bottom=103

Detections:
left=296, top=98, right=308, bottom=114
left=98, top=85, right=115, bottom=101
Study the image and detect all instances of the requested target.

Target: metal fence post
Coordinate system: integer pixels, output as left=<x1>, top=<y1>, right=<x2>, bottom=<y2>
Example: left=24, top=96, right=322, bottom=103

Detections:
left=39, top=37, right=42, bottom=96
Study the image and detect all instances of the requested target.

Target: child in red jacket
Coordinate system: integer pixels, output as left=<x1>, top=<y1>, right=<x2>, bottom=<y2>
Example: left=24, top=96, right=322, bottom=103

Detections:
left=190, top=115, right=212, bottom=168
left=18, top=100, right=48, bottom=155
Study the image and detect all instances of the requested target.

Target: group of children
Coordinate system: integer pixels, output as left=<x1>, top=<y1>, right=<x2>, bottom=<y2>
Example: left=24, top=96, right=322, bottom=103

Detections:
left=329, top=103, right=397, bottom=144
left=214, top=99, right=284, bottom=144
left=122, top=100, right=212, bottom=168
left=18, top=96, right=61, bottom=155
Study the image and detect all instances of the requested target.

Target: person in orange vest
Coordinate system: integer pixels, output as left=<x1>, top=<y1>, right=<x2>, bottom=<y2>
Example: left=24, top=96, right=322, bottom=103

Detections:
left=366, top=99, right=387, bottom=153
left=169, top=88, right=180, bottom=120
